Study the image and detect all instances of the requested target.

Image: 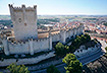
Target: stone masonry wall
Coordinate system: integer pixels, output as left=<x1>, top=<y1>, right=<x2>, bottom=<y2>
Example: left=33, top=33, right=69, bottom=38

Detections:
left=0, top=51, right=55, bottom=67
left=9, top=4, right=38, bottom=41
left=8, top=38, right=50, bottom=55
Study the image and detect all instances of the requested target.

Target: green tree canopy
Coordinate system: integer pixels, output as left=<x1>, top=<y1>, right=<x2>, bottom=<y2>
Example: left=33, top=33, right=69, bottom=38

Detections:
left=47, top=65, right=60, bottom=73
left=7, top=63, right=30, bottom=73
left=105, top=47, right=107, bottom=52
left=55, top=42, right=66, bottom=56
left=81, top=35, right=87, bottom=44
left=63, top=53, right=83, bottom=73
left=84, top=34, right=91, bottom=42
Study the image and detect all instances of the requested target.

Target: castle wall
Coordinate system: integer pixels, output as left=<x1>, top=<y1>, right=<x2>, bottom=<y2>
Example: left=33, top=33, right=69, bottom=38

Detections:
left=66, top=29, right=73, bottom=39
left=7, top=38, right=50, bottom=55
left=7, top=4, right=84, bottom=56
left=52, top=33, right=60, bottom=42
left=8, top=41, right=30, bottom=54
left=0, top=51, right=55, bottom=67
left=74, top=45, right=100, bottom=57
left=1, top=24, right=84, bottom=55
left=51, top=25, right=84, bottom=44
left=33, top=38, right=50, bottom=53
left=2, top=39, right=10, bottom=55
left=60, top=30, right=66, bottom=43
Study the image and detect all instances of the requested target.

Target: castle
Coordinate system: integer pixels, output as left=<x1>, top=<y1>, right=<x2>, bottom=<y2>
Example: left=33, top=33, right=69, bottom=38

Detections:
left=0, top=4, right=84, bottom=56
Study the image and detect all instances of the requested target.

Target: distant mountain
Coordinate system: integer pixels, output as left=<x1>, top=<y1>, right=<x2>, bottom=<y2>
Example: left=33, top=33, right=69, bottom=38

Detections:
left=0, top=15, right=107, bottom=20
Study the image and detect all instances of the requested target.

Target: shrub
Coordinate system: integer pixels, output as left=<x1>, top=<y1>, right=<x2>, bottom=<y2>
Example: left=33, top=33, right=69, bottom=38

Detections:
left=55, top=42, right=66, bottom=56
left=47, top=65, right=60, bottom=73
left=7, top=63, right=30, bottom=73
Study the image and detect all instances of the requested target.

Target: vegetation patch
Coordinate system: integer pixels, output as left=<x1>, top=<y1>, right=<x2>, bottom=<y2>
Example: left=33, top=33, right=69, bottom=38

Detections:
left=7, top=63, right=30, bottom=73
left=47, top=65, right=60, bottom=73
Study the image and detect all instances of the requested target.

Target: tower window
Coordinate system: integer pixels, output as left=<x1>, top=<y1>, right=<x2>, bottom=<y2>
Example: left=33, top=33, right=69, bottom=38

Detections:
left=24, top=23, right=27, bottom=26
left=19, top=18, right=21, bottom=23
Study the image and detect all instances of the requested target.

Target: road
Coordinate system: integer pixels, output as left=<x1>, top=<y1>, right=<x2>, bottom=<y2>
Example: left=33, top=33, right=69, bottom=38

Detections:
left=32, top=50, right=104, bottom=73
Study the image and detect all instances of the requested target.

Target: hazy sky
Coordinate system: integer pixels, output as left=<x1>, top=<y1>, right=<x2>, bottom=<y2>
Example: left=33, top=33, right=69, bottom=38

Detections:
left=0, top=0, right=107, bottom=15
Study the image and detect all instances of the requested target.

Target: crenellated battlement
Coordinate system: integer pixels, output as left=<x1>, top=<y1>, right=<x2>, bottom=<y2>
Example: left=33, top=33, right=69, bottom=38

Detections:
left=0, top=32, right=49, bottom=46
left=51, top=32, right=60, bottom=36
left=9, top=4, right=37, bottom=12
left=6, top=36, right=49, bottom=46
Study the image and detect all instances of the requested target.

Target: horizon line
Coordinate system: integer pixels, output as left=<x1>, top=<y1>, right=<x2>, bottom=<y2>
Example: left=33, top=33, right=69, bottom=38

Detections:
left=0, top=14, right=107, bottom=16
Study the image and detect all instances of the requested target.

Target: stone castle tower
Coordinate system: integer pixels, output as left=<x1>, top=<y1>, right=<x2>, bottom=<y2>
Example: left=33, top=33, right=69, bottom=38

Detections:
left=9, top=4, right=38, bottom=41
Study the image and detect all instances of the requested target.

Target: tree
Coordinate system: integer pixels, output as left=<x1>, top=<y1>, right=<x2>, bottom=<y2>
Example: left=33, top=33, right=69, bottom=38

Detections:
left=47, top=65, right=60, bottom=73
left=7, top=63, right=30, bottom=73
left=105, top=47, right=107, bottom=52
left=75, top=36, right=81, bottom=48
left=65, top=45, right=70, bottom=53
left=63, top=53, right=83, bottom=73
left=69, top=45, right=76, bottom=53
left=81, top=35, right=86, bottom=44
left=105, top=47, right=107, bottom=57
left=84, top=34, right=91, bottom=42
left=55, top=42, right=66, bottom=56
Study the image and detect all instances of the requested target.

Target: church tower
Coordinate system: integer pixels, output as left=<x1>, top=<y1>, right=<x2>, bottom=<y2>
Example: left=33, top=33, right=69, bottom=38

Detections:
left=9, top=4, right=38, bottom=41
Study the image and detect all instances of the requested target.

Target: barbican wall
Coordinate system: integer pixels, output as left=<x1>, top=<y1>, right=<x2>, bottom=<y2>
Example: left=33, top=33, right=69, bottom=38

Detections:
left=74, top=44, right=101, bottom=58
left=0, top=51, right=55, bottom=67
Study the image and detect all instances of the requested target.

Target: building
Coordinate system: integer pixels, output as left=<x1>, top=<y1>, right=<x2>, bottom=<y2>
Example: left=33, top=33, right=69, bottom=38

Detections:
left=9, top=4, right=38, bottom=41
left=0, top=4, right=84, bottom=56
